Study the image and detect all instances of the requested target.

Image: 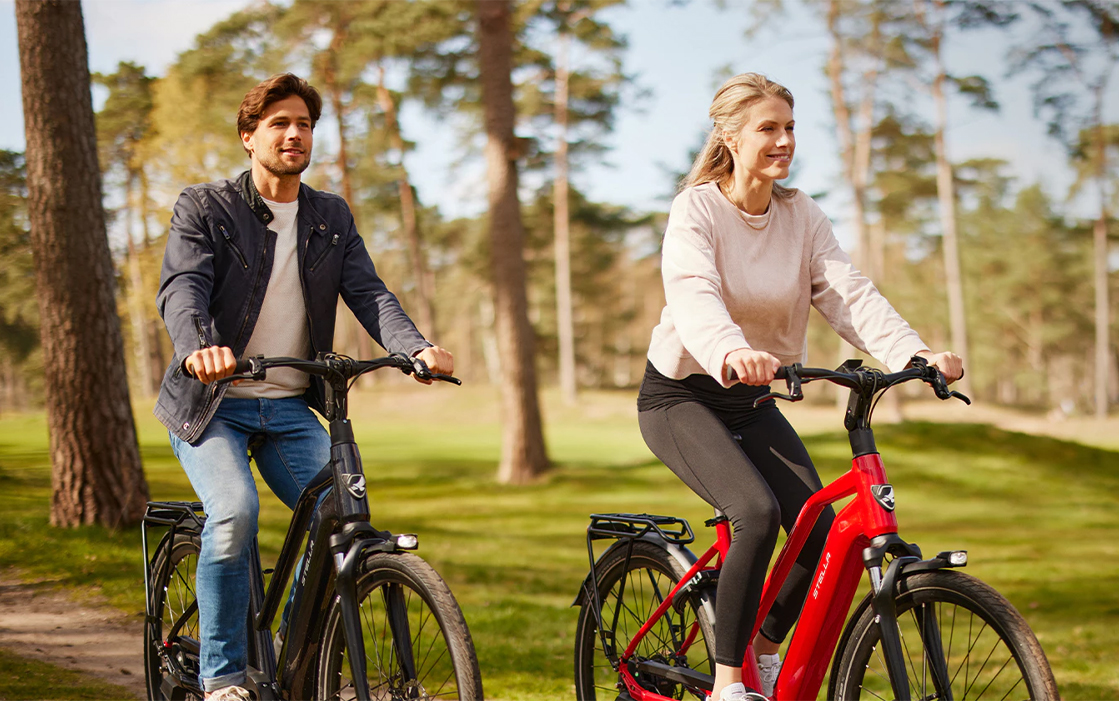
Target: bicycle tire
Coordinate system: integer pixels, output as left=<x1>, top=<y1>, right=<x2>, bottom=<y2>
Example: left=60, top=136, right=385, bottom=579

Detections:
left=145, top=530, right=204, bottom=700
left=315, top=551, right=483, bottom=700
left=574, top=541, right=715, bottom=701
left=830, top=569, right=1059, bottom=700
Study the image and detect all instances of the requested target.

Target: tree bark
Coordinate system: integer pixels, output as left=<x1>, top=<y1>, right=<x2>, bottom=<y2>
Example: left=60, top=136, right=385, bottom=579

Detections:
left=16, top=0, right=148, bottom=528
left=554, top=28, right=577, bottom=405
left=476, top=0, right=549, bottom=483
left=374, top=65, right=436, bottom=337
left=929, top=0, right=972, bottom=395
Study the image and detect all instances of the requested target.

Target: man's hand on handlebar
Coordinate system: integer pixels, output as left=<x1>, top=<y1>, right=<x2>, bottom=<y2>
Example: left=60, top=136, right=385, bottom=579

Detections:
left=914, top=350, right=964, bottom=384
left=414, top=346, right=454, bottom=385
left=723, top=348, right=781, bottom=386
left=184, top=346, right=238, bottom=385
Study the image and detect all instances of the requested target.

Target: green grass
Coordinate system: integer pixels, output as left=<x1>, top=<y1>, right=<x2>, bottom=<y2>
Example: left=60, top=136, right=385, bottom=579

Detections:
left=0, top=647, right=135, bottom=700
left=0, top=385, right=1117, bottom=699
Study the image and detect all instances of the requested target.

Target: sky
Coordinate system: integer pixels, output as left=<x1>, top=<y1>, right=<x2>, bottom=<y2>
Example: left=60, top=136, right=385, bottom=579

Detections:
left=0, top=0, right=1105, bottom=242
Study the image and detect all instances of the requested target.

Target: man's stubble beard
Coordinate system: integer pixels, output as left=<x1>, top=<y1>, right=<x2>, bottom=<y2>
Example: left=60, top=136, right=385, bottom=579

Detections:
left=259, top=147, right=312, bottom=177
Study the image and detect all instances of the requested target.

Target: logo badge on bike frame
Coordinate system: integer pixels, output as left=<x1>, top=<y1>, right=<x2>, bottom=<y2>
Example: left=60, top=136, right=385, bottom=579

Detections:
left=871, top=484, right=895, bottom=511
left=344, top=474, right=366, bottom=499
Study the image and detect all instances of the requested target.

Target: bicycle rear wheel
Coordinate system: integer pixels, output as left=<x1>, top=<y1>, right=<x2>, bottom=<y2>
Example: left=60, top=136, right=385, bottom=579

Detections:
left=145, top=530, right=204, bottom=700
left=831, top=569, right=1059, bottom=700
left=316, top=551, right=482, bottom=700
left=574, top=541, right=715, bottom=700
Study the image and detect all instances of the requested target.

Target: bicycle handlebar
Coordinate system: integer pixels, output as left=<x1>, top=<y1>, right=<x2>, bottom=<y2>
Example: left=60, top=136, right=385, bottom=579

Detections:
left=187, top=352, right=462, bottom=387
left=732, top=356, right=970, bottom=407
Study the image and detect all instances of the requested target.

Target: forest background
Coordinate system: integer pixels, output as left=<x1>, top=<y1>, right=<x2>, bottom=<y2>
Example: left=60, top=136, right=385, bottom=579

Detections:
left=1, top=0, right=1116, bottom=426
left=0, top=0, right=1117, bottom=697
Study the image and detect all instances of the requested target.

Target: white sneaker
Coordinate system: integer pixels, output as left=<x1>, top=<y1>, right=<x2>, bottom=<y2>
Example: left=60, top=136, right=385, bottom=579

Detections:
left=757, top=652, right=782, bottom=697
left=205, top=686, right=252, bottom=701
left=706, top=682, right=767, bottom=701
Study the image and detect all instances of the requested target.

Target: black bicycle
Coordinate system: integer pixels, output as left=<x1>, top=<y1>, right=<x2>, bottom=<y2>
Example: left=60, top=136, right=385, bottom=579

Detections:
left=142, top=352, right=484, bottom=701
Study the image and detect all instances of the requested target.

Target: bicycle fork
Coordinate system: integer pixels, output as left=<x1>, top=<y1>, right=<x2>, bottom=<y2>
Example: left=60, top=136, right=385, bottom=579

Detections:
left=864, top=536, right=954, bottom=701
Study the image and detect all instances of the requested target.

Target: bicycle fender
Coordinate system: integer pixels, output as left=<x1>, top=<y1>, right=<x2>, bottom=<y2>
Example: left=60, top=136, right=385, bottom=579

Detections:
left=827, top=551, right=968, bottom=700
left=572, top=534, right=715, bottom=624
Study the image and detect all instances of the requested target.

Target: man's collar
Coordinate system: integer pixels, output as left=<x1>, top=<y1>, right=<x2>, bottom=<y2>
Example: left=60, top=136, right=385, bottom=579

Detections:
left=238, top=169, right=330, bottom=236
left=238, top=170, right=274, bottom=226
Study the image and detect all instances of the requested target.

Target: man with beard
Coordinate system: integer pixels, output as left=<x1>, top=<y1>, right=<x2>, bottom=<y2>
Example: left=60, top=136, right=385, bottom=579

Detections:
left=154, top=73, right=452, bottom=700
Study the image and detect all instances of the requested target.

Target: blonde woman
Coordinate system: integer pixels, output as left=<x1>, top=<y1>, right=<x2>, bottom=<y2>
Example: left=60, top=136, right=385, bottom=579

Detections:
left=637, top=73, right=962, bottom=701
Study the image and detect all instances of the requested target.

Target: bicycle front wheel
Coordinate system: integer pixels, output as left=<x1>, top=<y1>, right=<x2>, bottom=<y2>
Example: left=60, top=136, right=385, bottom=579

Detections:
left=316, top=551, right=482, bottom=700
left=574, top=541, right=715, bottom=701
left=831, top=569, right=1059, bottom=700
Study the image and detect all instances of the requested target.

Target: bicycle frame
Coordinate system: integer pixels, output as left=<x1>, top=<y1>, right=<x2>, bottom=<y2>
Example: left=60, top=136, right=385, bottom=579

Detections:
left=145, top=354, right=449, bottom=701
left=603, top=360, right=969, bottom=701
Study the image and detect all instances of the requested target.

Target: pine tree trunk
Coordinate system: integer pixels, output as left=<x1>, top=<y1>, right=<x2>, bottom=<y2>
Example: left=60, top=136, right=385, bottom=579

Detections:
left=124, top=173, right=154, bottom=397
left=374, top=65, right=436, bottom=337
left=476, top=0, right=549, bottom=484
left=16, top=0, right=148, bottom=528
left=554, top=29, right=577, bottom=405
left=1094, top=210, right=1110, bottom=418
left=930, top=1, right=971, bottom=395
left=139, top=166, right=166, bottom=393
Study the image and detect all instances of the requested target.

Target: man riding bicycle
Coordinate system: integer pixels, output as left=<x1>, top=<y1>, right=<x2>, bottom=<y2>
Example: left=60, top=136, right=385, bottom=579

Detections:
left=154, top=72, right=452, bottom=700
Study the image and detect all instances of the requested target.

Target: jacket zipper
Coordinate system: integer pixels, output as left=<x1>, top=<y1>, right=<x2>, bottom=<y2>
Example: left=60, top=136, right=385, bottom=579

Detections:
left=219, top=224, right=249, bottom=269
left=308, top=233, right=339, bottom=271
left=193, top=315, right=211, bottom=349
left=186, top=315, right=218, bottom=441
left=299, top=226, right=319, bottom=357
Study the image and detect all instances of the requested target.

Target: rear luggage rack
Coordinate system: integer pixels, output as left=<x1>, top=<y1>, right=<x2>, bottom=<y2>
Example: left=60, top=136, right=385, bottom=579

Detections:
left=588, top=512, right=695, bottom=545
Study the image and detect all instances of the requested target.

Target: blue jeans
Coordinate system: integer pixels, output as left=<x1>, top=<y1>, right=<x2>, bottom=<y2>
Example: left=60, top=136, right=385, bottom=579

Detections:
left=169, top=397, right=330, bottom=692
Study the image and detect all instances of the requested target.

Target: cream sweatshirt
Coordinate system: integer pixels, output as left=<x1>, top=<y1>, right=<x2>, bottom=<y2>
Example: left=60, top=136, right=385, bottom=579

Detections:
left=647, top=182, right=929, bottom=388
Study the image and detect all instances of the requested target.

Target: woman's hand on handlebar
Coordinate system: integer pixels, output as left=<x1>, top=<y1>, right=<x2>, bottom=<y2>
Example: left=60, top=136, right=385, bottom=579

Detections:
left=724, top=348, right=781, bottom=386
left=414, top=346, right=454, bottom=385
left=184, top=346, right=238, bottom=384
left=915, top=350, right=964, bottom=384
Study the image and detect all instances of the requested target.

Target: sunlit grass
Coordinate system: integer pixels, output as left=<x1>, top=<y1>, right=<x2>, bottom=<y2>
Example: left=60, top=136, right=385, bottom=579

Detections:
left=0, top=385, right=1115, bottom=699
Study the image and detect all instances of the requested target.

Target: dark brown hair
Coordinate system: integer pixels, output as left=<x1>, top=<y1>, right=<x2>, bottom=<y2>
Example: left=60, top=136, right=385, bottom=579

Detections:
left=236, top=73, right=323, bottom=143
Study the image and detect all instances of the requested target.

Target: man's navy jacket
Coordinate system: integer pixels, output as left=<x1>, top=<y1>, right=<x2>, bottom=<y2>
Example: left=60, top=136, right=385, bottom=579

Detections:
left=156, top=170, right=431, bottom=443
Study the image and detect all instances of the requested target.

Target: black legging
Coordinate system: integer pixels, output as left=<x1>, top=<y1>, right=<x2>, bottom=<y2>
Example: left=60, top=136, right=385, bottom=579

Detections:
left=638, top=396, right=835, bottom=666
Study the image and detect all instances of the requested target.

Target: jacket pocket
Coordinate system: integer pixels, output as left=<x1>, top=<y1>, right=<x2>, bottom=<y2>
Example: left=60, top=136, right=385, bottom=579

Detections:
left=218, top=224, right=249, bottom=269
left=309, top=232, right=340, bottom=272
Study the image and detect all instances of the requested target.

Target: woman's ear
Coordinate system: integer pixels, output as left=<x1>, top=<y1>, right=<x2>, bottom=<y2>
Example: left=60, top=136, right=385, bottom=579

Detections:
left=721, top=128, right=736, bottom=152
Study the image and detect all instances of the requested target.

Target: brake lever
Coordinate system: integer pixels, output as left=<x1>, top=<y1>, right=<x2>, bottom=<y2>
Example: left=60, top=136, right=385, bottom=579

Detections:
left=752, top=391, right=799, bottom=408
left=409, top=355, right=434, bottom=382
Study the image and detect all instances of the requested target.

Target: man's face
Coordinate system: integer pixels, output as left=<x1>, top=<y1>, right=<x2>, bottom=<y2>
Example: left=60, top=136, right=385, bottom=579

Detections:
left=241, top=95, right=313, bottom=177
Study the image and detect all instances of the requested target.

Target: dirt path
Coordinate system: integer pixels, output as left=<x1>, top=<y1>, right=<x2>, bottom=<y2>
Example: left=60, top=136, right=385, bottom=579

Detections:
left=0, top=571, right=145, bottom=698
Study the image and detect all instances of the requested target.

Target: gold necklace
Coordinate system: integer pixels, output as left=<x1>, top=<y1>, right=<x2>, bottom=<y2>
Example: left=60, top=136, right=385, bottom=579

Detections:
left=721, top=184, right=770, bottom=230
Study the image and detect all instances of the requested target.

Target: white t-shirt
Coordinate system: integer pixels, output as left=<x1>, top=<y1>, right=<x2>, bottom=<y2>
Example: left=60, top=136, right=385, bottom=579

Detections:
left=226, top=197, right=312, bottom=398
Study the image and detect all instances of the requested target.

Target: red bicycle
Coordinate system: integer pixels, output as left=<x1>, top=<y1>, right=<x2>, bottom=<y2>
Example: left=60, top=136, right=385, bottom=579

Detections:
left=574, top=357, right=1059, bottom=700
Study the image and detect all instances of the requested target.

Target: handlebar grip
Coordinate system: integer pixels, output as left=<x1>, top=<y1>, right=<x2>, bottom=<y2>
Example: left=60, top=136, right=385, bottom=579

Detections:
left=234, top=358, right=254, bottom=374
left=774, top=367, right=790, bottom=380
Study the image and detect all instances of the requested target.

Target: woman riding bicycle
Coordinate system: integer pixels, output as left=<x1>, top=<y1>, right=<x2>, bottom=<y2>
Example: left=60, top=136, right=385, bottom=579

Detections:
left=636, top=73, right=963, bottom=701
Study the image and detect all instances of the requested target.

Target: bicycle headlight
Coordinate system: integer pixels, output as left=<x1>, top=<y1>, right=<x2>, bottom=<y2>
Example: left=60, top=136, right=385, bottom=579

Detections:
left=394, top=534, right=419, bottom=550
left=948, top=550, right=968, bottom=567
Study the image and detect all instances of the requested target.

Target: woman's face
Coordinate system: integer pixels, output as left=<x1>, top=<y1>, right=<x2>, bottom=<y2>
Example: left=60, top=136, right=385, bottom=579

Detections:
left=724, top=96, right=795, bottom=184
